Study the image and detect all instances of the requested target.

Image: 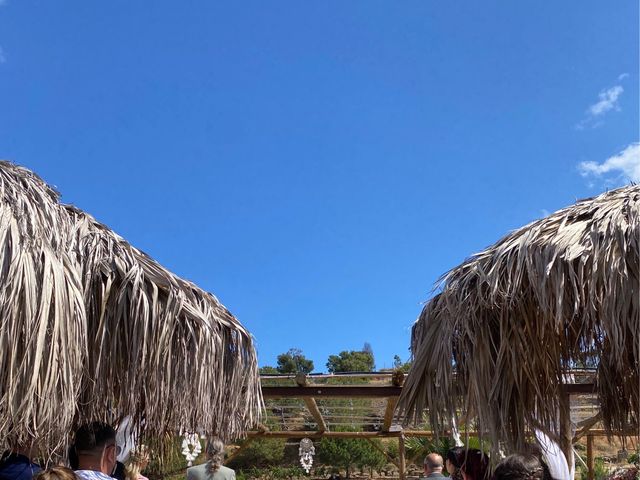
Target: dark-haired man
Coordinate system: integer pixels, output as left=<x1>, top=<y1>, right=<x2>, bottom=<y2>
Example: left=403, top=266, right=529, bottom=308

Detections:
left=72, top=422, right=118, bottom=480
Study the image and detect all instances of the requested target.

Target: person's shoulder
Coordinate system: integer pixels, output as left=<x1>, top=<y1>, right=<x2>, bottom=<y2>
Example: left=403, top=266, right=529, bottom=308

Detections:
left=216, top=466, right=235, bottom=479
left=186, top=464, right=207, bottom=479
left=74, top=469, right=112, bottom=480
left=187, top=464, right=207, bottom=472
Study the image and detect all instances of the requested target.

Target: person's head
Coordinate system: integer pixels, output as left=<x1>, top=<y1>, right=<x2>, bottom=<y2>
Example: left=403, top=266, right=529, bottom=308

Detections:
left=459, top=449, right=489, bottom=480
left=446, top=447, right=466, bottom=475
left=34, top=466, right=77, bottom=480
left=424, top=453, right=444, bottom=475
left=73, top=421, right=118, bottom=475
left=493, top=454, right=553, bottom=480
left=124, top=445, right=150, bottom=480
left=205, top=438, right=225, bottom=475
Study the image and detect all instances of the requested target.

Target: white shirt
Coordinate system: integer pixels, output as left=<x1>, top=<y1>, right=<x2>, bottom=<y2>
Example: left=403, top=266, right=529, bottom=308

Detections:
left=75, top=470, right=115, bottom=480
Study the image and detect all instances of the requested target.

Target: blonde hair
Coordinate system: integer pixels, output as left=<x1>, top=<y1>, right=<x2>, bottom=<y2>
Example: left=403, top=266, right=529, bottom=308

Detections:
left=35, top=466, right=77, bottom=480
left=205, top=438, right=225, bottom=475
left=124, top=445, right=150, bottom=480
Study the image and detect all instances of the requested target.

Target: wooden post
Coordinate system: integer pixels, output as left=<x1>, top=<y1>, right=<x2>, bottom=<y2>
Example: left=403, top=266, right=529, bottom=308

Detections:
left=398, top=433, right=406, bottom=480
left=587, top=435, right=594, bottom=480
left=559, top=391, right=574, bottom=469
left=382, top=396, right=399, bottom=432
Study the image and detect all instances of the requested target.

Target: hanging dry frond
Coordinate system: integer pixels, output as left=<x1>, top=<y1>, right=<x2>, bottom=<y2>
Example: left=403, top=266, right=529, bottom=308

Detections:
left=398, top=185, right=640, bottom=454
left=0, top=161, right=262, bottom=457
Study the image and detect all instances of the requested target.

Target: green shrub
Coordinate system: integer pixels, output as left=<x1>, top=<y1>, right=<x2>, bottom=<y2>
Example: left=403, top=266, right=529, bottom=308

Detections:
left=318, top=434, right=386, bottom=478
left=578, top=458, right=610, bottom=480
left=227, top=438, right=287, bottom=470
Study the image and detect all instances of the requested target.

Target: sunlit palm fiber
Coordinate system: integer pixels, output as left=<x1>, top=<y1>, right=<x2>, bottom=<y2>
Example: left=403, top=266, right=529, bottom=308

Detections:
left=0, top=161, right=263, bottom=456
left=398, top=185, right=639, bottom=453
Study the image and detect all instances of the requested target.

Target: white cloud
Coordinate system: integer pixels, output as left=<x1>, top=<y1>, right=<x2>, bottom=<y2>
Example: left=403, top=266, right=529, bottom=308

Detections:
left=588, top=85, right=623, bottom=116
left=576, top=83, right=625, bottom=130
left=618, top=73, right=629, bottom=81
left=579, top=143, right=640, bottom=183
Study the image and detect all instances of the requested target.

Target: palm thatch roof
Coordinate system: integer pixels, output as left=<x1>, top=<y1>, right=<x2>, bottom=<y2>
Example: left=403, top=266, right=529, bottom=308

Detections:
left=0, top=161, right=262, bottom=454
left=398, top=185, right=639, bottom=453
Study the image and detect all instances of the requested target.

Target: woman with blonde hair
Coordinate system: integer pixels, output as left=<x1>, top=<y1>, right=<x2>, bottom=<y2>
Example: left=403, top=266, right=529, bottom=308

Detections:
left=124, top=446, right=150, bottom=480
left=34, top=466, right=77, bottom=480
left=186, top=438, right=235, bottom=480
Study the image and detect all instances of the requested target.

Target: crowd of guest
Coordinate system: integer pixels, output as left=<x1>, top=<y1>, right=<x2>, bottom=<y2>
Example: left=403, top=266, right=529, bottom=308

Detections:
left=0, top=422, right=233, bottom=480
left=422, top=448, right=558, bottom=480
left=1, top=426, right=630, bottom=480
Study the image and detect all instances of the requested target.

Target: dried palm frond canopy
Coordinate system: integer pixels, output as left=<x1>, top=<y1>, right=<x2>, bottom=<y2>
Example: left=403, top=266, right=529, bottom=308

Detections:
left=0, top=161, right=262, bottom=454
left=398, top=185, right=639, bottom=454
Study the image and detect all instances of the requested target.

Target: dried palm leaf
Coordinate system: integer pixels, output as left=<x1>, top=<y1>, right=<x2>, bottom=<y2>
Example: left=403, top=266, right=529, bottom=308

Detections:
left=398, top=185, right=640, bottom=454
left=0, top=161, right=262, bottom=456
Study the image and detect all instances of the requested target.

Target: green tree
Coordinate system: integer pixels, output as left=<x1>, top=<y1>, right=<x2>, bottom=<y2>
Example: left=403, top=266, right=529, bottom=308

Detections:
left=318, top=437, right=386, bottom=477
left=326, top=350, right=375, bottom=373
left=276, top=348, right=314, bottom=374
left=363, top=342, right=375, bottom=369
left=392, top=355, right=412, bottom=373
left=259, top=365, right=279, bottom=375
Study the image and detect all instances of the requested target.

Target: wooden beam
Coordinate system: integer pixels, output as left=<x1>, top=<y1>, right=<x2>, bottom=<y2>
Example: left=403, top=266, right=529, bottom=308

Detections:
left=247, top=431, right=404, bottom=438
left=226, top=437, right=257, bottom=463
left=262, top=383, right=594, bottom=397
left=562, top=383, right=596, bottom=394
left=587, top=435, right=594, bottom=480
left=245, top=429, right=479, bottom=439
left=573, top=413, right=603, bottom=441
left=573, top=428, right=639, bottom=440
left=382, top=396, right=399, bottom=432
left=303, top=397, right=328, bottom=432
left=398, top=434, right=406, bottom=480
left=365, top=438, right=399, bottom=468
left=262, top=385, right=403, bottom=398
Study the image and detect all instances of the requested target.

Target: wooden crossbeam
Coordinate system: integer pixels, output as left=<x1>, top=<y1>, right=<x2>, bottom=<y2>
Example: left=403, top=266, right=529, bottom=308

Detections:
left=247, top=431, right=401, bottom=438
left=226, top=437, right=257, bottom=463
left=365, top=438, right=399, bottom=468
left=303, top=397, right=328, bottom=432
left=262, top=385, right=403, bottom=398
left=245, top=430, right=479, bottom=438
left=573, top=413, right=603, bottom=441
left=382, top=396, right=399, bottom=432
left=261, top=383, right=594, bottom=398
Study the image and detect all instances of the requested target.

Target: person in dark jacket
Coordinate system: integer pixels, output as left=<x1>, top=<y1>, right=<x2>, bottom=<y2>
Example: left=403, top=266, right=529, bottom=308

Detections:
left=0, top=442, right=42, bottom=480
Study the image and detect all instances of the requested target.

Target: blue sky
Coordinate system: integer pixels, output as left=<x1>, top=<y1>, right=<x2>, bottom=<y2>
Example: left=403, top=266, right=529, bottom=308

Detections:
left=0, top=1, right=638, bottom=371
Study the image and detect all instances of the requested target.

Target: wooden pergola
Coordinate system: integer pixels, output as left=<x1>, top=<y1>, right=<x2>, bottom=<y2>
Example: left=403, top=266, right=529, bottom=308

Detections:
left=232, top=372, right=620, bottom=480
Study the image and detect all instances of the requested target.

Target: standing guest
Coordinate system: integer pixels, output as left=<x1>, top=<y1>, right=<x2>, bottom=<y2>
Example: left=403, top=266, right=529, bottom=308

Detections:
left=493, top=454, right=554, bottom=480
left=458, top=449, right=489, bottom=480
left=423, top=453, right=446, bottom=479
left=124, top=446, right=149, bottom=480
left=445, top=447, right=466, bottom=480
left=110, top=464, right=125, bottom=480
left=0, top=441, right=41, bottom=480
left=72, top=422, right=118, bottom=480
left=186, top=439, right=234, bottom=480
left=34, top=467, right=77, bottom=480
